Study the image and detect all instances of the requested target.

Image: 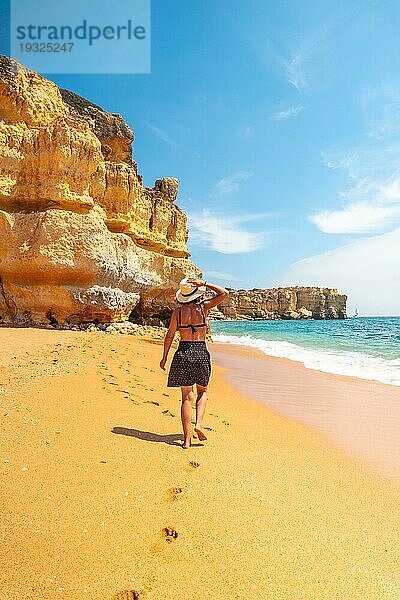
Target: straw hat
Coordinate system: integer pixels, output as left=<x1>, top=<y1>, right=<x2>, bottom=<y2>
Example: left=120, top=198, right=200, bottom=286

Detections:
left=175, top=278, right=206, bottom=303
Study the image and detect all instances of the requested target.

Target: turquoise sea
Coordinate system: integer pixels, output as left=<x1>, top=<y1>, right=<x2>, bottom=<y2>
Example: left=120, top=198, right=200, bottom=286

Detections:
left=211, top=317, right=400, bottom=387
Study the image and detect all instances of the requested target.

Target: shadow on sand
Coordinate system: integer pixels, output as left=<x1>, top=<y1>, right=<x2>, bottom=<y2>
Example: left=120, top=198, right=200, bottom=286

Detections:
left=111, top=427, right=204, bottom=448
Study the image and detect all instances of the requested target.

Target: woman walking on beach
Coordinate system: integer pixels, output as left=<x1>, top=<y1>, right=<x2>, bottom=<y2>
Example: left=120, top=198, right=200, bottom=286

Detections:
left=160, top=278, right=229, bottom=448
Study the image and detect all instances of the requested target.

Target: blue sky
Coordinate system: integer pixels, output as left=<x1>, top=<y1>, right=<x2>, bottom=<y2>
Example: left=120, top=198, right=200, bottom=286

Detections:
left=3, top=0, right=400, bottom=314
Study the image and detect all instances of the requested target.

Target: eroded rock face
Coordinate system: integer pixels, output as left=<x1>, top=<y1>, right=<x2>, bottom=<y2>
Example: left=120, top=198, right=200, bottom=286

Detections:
left=0, top=55, right=200, bottom=325
left=213, top=287, right=347, bottom=320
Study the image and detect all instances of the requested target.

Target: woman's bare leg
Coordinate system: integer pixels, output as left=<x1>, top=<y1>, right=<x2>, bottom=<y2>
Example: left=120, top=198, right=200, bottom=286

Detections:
left=180, top=386, right=194, bottom=448
left=194, top=384, right=208, bottom=441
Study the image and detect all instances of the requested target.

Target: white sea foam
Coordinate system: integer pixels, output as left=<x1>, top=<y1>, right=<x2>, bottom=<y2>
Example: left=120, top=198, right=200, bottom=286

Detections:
left=213, top=334, right=400, bottom=387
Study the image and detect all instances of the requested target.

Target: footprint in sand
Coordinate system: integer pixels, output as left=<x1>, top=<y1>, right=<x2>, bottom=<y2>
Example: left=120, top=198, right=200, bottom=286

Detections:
left=222, top=420, right=230, bottom=425
left=189, top=461, right=200, bottom=469
left=162, top=409, right=175, bottom=417
left=112, top=591, right=141, bottom=600
left=149, top=527, right=179, bottom=553
left=162, top=527, right=178, bottom=542
left=144, top=400, right=160, bottom=406
left=166, top=487, right=183, bottom=501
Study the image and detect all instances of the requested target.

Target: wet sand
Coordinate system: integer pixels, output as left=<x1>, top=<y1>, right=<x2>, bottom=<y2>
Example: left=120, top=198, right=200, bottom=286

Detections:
left=1, top=327, right=400, bottom=599
left=211, top=342, right=400, bottom=485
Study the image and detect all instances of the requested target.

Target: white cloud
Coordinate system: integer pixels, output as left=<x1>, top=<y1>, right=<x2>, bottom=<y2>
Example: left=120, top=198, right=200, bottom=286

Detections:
left=188, top=210, right=269, bottom=254
left=203, top=271, right=239, bottom=282
left=299, top=81, right=400, bottom=314
left=379, top=178, right=400, bottom=201
left=274, top=226, right=400, bottom=316
left=314, top=78, right=400, bottom=235
left=310, top=175, right=400, bottom=233
left=146, top=123, right=178, bottom=148
left=214, top=171, right=252, bottom=195
left=358, top=82, right=400, bottom=140
left=273, top=19, right=337, bottom=91
left=271, top=105, right=304, bottom=121
left=321, top=144, right=400, bottom=179
left=281, top=53, right=306, bottom=92
left=310, top=201, right=400, bottom=234
left=248, top=37, right=307, bottom=92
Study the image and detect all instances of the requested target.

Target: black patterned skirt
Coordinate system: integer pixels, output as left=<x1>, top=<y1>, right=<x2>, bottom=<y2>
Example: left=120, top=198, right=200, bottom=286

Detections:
left=167, top=341, right=212, bottom=388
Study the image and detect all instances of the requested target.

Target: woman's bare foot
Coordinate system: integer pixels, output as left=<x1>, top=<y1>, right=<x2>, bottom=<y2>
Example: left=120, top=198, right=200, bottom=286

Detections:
left=194, top=426, right=207, bottom=441
left=182, top=437, right=191, bottom=449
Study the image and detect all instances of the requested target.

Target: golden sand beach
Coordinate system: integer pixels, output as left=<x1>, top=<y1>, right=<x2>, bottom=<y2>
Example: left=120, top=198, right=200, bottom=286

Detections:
left=1, top=327, right=400, bottom=599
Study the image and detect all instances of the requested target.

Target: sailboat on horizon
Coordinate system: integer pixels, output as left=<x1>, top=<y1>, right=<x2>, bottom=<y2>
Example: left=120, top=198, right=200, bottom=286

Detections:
left=353, top=304, right=359, bottom=318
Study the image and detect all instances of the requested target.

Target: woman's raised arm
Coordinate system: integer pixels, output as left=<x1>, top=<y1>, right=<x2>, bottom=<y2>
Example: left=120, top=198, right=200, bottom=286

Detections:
left=187, top=278, right=229, bottom=311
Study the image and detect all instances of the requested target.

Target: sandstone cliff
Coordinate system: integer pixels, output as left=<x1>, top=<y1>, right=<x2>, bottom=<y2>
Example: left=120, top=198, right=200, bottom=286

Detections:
left=211, top=287, right=347, bottom=320
left=0, top=55, right=200, bottom=325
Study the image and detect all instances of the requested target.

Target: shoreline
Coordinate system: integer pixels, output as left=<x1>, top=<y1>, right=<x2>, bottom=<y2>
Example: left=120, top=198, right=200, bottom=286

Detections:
left=213, top=339, right=399, bottom=388
left=211, top=341, right=400, bottom=485
left=211, top=329, right=400, bottom=388
left=1, top=327, right=400, bottom=599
